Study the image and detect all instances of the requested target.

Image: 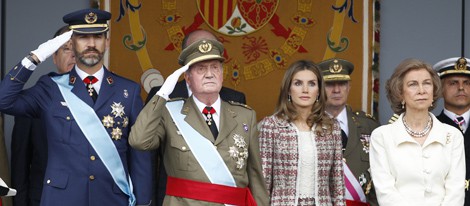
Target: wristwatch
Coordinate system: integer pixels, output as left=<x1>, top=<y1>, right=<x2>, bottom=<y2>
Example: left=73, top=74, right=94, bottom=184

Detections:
left=26, top=53, right=40, bottom=65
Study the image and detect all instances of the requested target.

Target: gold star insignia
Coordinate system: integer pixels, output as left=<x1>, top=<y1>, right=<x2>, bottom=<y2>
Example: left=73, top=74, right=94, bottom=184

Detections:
left=111, top=127, right=122, bottom=140
left=102, top=115, right=114, bottom=128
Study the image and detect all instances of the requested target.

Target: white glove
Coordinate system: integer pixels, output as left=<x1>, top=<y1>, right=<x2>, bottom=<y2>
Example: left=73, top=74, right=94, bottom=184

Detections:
left=156, top=65, right=189, bottom=100
left=31, top=30, right=73, bottom=63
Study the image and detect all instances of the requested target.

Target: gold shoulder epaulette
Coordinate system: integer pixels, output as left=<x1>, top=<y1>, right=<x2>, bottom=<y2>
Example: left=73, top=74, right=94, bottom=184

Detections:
left=228, top=100, right=252, bottom=110
left=388, top=113, right=400, bottom=124
left=354, top=111, right=376, bottom=121
left=168, top=97, right=186, bottom=102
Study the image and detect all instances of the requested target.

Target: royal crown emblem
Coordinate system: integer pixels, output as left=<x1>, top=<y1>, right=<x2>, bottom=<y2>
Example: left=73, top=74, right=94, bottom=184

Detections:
left=198, top=41, right=212, bottom=53
left=85, top=12, right=98, bottom=24
left=455, top=57, right=468, bottom=70
left=329, top=59, right=343, bottom=74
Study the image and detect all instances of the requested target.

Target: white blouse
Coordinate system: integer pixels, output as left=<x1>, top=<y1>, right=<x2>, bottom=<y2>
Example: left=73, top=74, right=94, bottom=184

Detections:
left=370, top=113, right=465, bottom=206
left=297, top=130, right=317, bottom=198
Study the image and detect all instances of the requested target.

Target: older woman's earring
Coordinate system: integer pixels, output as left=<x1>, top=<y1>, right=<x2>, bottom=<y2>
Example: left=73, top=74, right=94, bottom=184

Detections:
left=288, top=95, right=291, bottom=102
left=430, top=102, right=433, bottom=107
left=401, top=100, right=405, bottom=109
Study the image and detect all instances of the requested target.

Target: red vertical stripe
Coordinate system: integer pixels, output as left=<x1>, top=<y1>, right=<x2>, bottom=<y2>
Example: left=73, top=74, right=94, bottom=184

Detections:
left=227, top=0, right=233, bottom=19
left=218, top=1, right=224, bottom=28
left=209, top=1, right=214, bottom=26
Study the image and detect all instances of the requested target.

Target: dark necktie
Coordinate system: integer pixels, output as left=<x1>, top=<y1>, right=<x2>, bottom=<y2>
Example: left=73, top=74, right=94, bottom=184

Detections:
left=454, top=116, right=465, bottom=131
left=341, top=129, right=348, bottom=151
left=83, top=76, right=98, bottom=102
left=202, top=106, right=218, bottom=139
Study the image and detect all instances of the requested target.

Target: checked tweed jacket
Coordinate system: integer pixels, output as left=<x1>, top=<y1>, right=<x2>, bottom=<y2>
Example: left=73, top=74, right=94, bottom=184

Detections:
left=259, top=114, right=345, bottom=206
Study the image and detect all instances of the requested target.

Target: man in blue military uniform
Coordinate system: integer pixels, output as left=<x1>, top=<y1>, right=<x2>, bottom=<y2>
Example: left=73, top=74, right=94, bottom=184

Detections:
left=11, top=25, right=75, bottom=206
left=434, top=57, right=470, bottom=206
left=0, top=9, right=152, bottom=206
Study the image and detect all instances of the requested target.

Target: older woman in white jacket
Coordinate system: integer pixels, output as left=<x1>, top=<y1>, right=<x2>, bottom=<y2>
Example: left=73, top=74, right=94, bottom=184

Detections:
left=370, top=58, right=465, bottom=206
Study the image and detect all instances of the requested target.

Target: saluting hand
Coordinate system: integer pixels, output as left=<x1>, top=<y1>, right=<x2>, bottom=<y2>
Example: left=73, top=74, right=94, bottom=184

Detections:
left=156, top=64, right=189, bottom=100
left=31, top=30, right=73, bottom=63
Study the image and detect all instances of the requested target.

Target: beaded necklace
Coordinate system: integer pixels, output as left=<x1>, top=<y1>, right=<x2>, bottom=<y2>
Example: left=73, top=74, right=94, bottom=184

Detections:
left=402, top=114, right=432, bottom=138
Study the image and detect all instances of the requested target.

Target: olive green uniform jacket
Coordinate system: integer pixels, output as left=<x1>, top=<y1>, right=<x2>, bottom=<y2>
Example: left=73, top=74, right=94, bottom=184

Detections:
left=129, top=95, right=268, bottom=206
left=343, top=106, right=380, bottom=206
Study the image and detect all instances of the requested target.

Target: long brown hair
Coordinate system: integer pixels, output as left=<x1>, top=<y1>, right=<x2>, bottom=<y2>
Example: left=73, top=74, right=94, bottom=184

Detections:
left=275, top=60, right=332, bottom=128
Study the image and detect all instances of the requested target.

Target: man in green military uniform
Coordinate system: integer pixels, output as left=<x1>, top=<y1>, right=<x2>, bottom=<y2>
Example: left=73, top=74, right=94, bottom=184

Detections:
left=319, top=58, right=380, bottom=206
left=129, top=30, right=268, bottom=205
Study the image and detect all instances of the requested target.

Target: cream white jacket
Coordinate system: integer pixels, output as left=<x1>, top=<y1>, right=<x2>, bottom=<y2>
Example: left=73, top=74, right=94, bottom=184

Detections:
left=370, top=113, right=465, bottom=206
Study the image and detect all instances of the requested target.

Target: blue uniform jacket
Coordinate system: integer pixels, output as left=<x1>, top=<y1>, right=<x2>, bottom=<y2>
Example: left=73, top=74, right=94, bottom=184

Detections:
left=0, top=62, right=152, bottom=206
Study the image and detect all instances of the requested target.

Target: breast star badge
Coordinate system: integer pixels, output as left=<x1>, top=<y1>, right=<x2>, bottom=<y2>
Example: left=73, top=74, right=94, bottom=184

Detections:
left=111, top=102, right=125, bottom=118
left=102, top=115, right=115, bottom=128
left=111, top=127, right=123, bottom=140
left=122, top=117, right=129, bottom=128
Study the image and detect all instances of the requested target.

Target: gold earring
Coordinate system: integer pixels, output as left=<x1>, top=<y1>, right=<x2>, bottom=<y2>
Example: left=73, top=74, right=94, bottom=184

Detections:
left=401, top=100, right=405, bottom=109
left=288, top=95, right=291, bottom=102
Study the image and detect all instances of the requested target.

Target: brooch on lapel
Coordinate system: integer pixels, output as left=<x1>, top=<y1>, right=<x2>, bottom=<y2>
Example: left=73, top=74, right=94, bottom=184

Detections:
left=228, top=134, right=248, bottom=170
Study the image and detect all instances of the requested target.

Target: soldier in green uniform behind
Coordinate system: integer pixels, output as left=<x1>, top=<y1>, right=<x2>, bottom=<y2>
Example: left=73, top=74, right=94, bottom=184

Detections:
left=319, top=58, right=380, bottom=206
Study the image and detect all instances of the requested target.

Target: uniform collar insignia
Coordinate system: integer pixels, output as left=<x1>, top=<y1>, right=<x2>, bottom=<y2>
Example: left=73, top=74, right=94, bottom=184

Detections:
left=107, top=76, right=114, bottom=85
left=69, top=76, right=77, bottom=85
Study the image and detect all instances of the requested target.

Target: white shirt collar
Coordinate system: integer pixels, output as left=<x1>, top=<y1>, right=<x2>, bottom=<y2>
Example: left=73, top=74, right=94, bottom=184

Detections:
left=336, top=107, right=349, bottom=135
left=443, top=108, right=470, bottom=132
left=74, top=65, right=105, bottom=94
left=192, top=95, right=221, bottom=130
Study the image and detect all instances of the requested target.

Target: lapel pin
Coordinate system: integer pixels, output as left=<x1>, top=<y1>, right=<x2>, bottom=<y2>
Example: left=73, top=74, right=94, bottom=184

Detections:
left=123, top=89, right=128, bottom=98
left=243, top=123, right=248, bottom=132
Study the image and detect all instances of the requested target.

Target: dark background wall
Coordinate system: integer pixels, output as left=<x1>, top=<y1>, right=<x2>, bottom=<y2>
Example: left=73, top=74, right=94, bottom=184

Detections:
left=1, top=0, right=88, bottom=162
left=379, top=0, right=469, bottom=123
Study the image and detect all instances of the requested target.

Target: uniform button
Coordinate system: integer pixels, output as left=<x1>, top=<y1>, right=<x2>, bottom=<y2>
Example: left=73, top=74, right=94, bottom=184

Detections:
left=181, top=146, right=186, bottom=151
left=89, top=175, right=95, bottom=180
left=424, top=169, right=431, bottom=174
left=90, top=156, right=96, bottom=161
left=47, top=179, right=51, bottom=184
left=425, top=187, right=432, bottom=193
left=66, top=116, right=71, bottom=120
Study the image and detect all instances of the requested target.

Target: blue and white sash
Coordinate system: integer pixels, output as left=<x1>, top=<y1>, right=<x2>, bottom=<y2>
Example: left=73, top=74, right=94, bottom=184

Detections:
left=166, top=101, right=236, bottom=187
left=52, top=75, right=135, bottom=206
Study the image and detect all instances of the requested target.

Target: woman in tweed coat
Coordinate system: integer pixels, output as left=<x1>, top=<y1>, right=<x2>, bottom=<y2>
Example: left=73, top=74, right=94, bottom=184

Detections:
left=259, top=60, right=345, bottom=206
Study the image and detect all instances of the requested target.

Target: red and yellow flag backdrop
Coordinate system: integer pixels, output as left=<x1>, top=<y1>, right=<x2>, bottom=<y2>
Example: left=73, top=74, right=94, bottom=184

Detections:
left=104, top=0, right=380, bottom=121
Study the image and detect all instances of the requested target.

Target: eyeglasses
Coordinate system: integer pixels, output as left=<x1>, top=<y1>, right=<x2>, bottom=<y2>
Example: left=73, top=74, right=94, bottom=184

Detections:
left=192, top=64, right=222, bottom=75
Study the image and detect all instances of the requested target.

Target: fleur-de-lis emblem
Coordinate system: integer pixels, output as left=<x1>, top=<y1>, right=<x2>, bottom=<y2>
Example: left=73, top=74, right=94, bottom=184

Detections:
left=198, top=41, right=212, bottom=53
left=85, top=12, right=97, bottom=24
